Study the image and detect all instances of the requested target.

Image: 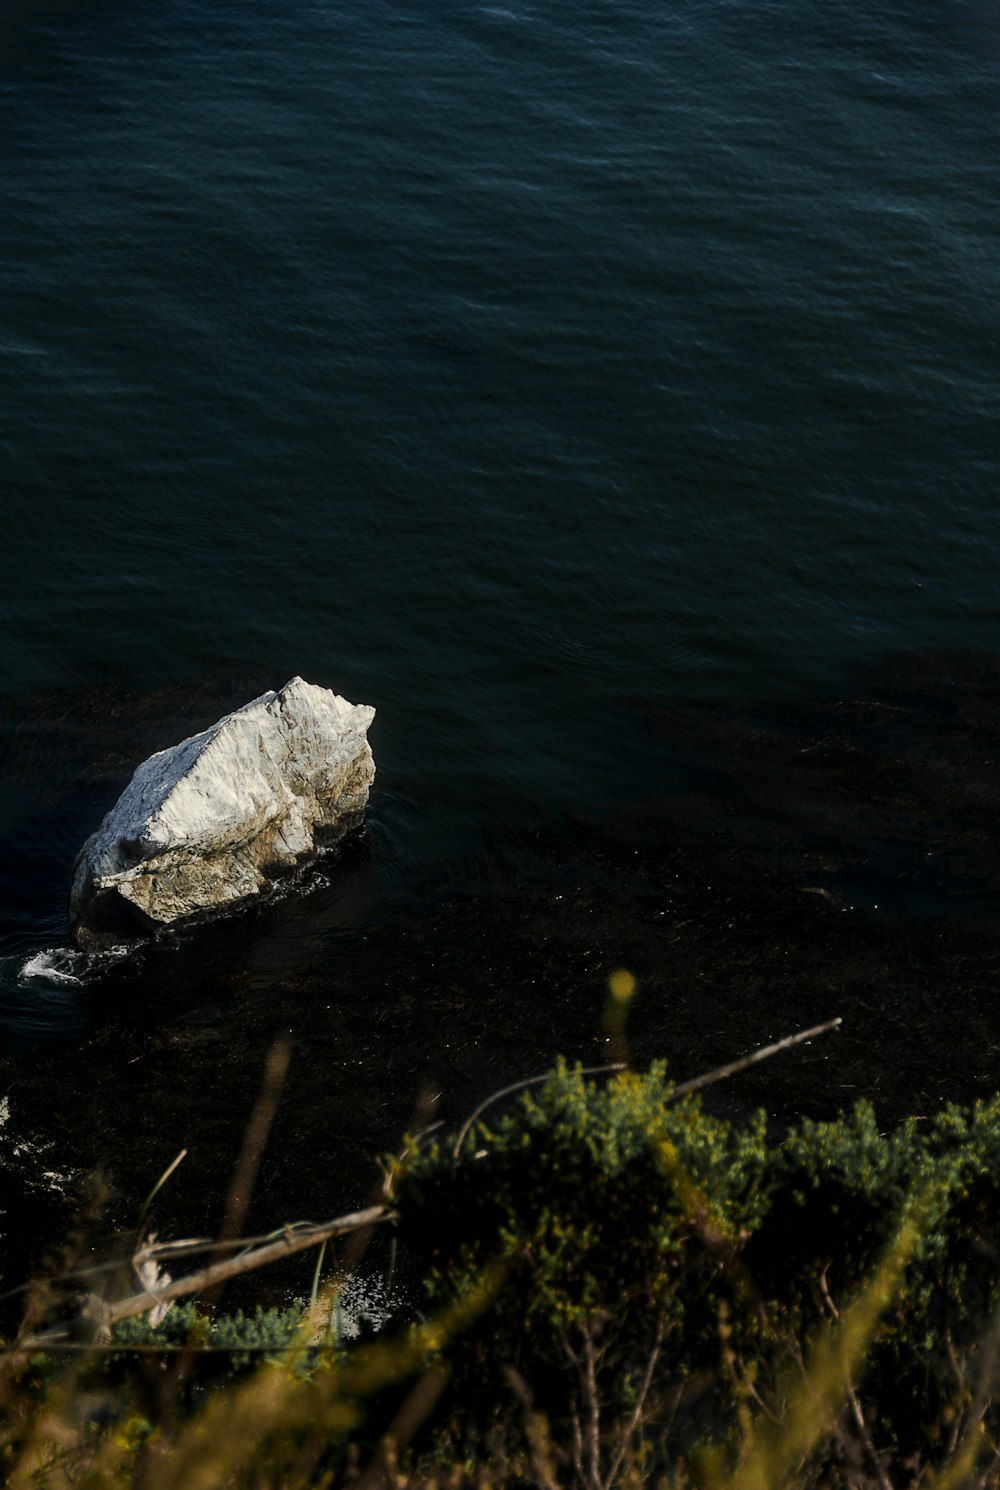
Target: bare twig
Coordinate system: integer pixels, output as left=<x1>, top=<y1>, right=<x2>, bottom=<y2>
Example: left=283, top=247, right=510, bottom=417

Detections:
left=570, top=1402, right=585, bottom=1489
left=603, top=1315, right=667, bottom=1490
left=582, top=1326, right=601, bottom=1490
left=934, top=1300, right=1000, bottom=1490
left=0, top=1222, right=369, bottom=1312
left=452, top=1064, right=627, bottom=1158
left=819, top=1266, right=894, bottom=1490
left=203, top=1038, right=290, bottom=1311
left=18, top=1204, right=388, bottom=1350
left=666, top=1018, right=842, bottom=1102
left=450, top=1020, right=841, bottom=1161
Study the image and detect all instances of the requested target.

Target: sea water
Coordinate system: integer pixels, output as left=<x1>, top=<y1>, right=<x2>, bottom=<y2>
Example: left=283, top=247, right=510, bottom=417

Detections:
left=2, top=0, right=1000, bottom=1047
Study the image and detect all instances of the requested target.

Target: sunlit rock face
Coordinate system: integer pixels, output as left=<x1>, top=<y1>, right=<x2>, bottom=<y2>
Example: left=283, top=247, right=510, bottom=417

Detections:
left=69, top=678, right=375, bottom=948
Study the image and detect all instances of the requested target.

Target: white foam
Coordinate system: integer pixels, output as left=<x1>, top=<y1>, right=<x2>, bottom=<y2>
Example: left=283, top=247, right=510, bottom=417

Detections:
left=21, top=949, right=86, bottom=986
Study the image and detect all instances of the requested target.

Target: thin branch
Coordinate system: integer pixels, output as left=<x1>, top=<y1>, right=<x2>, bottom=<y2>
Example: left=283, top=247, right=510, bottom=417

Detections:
left=581, top=1326, right=602, bottom=1490
left=450, top=1020, right=841, bottom=1160
left=666, top=1018, right=842, bottom=1102
left=0, top=1223, right=363, bottom=1310
left=819, top=1267, right=894, bottom=1490
left=451, top=1064, right=626, bottom=1158
left=570, top=1403, right=585, bottom=1488
left=602, top=1315, right=666, bottom=1490
left=204, top=1037, right=290, bottom=1311
left=18, top=1204, right=388, bottom=1350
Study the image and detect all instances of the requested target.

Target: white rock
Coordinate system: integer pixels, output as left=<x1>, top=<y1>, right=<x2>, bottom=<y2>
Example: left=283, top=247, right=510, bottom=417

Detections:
left=69, top=678, right=375, bottom=947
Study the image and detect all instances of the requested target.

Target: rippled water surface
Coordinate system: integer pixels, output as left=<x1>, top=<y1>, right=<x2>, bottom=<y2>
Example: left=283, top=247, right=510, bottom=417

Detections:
left=2, top=0, right=999, bottom=1086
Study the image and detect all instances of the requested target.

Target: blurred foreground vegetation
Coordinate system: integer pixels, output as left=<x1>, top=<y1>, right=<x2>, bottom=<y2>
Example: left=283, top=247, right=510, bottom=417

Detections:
left=3, top=1059, right=1000, bottom=1489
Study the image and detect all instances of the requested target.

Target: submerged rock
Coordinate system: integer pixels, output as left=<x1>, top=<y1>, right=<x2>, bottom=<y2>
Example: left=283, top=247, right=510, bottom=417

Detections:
left=69, top=678, right=375, bottom=948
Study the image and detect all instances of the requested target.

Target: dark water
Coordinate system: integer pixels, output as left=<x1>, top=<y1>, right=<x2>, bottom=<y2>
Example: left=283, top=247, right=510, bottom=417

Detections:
left=2, top=0, right=1000, bottom=1277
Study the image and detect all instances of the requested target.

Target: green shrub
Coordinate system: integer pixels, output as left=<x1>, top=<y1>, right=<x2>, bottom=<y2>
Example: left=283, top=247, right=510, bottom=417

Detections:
left=396, top=1064, right=1000, bottom=1479
left=110, top=1302, right=309, bottom=1384
left=8, top=1063, right=1000, bottom=1487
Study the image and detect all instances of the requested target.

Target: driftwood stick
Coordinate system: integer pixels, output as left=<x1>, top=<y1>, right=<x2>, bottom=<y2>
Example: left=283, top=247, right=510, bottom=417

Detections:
left=666, top=1018, right=842, bottom=1102
left=112, top=1206, right=387, bottom=1323
left=21, top=1204, right=389, bottom=1348
left=0, top=1225, right=363, bottom=1308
